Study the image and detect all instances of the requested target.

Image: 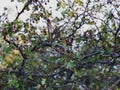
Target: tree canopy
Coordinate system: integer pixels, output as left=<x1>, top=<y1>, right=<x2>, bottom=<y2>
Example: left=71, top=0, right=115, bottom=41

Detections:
left=0, top=0, right=120, bottom=89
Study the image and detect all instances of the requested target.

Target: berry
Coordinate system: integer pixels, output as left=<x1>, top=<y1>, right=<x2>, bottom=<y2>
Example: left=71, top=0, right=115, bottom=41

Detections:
left=45, top=2, right=47, bottom=5
left=47, top=18, right=50, bottom=23
left=66, top=39, right=72, bottom=46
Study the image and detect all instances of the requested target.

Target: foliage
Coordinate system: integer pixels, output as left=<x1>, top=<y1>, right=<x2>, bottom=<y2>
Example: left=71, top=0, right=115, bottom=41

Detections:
left=0, top=0, right=120, bottom=89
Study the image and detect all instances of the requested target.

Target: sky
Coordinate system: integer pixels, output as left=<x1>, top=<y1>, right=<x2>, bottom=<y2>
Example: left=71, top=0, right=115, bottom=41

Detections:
left=0, top=0, right=119, bottom=21
left=0, top=0, right=23, bottom=21
left=0, top=0, right=120, bottom=33
left=0, top=0, right=60, bottom=22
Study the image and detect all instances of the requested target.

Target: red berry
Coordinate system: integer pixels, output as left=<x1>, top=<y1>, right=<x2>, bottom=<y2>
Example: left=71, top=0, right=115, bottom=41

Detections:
left=23, top=54, right=28, bottom=59
left=13, top=24, right=17, bottom=30
left=47, top=19, right=50, bottom=23
left=43, top=30, right=47, bottom=34
left=35, top=0, right=38, bottom=2
left=66, top=39, right=72, bottom=46
left=45, top=2, right=47, bottom=5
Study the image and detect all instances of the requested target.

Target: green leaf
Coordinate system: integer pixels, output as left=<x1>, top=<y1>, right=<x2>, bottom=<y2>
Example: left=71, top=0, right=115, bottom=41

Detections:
left=66, top=62, right=75, bottom=69
left=77, top=36, right=82, bottom=42
left=41, top=79, right=46, bottom=85
left=26, top=49, right=32, bottom=56
left=101, top=24, right=107, bottom=32
left=75, top=0, right=83, bottom=6
left=29, top=75, right=33, bottom=80
left=111, top=23, right=115, bottom=29
left=88, top=21, right=94, bottom=25
left=82, top=18, right=89, bottom=21
left=97, top=4, right=101, bottom=12
left=109, top=42, right=114, bottom=46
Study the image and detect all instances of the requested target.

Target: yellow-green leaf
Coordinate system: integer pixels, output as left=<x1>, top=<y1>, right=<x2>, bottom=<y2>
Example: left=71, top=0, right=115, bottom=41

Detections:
left=60, top=1, right=66, bottom=8
left=75, top=0, right=83, bottom=6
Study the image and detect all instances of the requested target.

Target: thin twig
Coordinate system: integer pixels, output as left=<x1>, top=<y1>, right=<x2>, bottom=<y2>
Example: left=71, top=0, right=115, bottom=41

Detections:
left=108, top=79, right=120, bottom=90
